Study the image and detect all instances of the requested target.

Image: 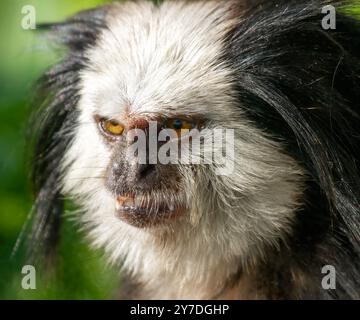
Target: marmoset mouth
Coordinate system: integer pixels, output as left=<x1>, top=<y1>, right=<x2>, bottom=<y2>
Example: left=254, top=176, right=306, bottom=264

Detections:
left=115, top=194, right=185, bottom=228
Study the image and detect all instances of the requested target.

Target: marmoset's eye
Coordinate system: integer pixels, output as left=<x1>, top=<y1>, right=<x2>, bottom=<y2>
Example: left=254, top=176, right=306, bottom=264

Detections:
left=99, top=118, right=125, bottom=137
left=165, top=118, right=196, bottom=136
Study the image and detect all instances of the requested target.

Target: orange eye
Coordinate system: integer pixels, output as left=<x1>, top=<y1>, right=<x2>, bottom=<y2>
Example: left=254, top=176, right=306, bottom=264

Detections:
left=100, top=119, right=125, bottom=137
left=166, top=118, right=196, bottom=136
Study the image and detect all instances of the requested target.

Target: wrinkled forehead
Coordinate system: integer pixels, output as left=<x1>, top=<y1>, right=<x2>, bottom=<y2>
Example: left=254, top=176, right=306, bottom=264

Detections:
left=79, top=1, right=237, bottom=120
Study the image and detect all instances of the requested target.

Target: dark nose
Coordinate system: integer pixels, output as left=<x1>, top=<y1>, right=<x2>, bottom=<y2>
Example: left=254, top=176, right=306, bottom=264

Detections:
left=108, top=161, right=157, bottom=196
left=136, top=163, right=156, bottom=180
left=126, top=118, right=156, bottom=182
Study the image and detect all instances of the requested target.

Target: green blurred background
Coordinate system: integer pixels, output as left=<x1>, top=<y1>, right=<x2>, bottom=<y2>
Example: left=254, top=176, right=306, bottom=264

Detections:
left=0, top=0, right=119, bottom=300
left=0, top=0, right=359, bottom=300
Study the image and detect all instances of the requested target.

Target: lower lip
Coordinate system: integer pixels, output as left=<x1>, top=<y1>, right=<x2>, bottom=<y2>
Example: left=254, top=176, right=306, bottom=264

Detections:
left=115, top=195, right=184, bottom=228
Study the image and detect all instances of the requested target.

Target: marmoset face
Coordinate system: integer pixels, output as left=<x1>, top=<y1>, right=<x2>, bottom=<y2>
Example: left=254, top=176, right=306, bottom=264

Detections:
left=62, top=1, right=303, bottom=260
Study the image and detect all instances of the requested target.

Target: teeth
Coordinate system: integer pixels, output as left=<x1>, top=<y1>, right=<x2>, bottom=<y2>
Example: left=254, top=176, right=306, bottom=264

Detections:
left=134, top=195, right=143, bottom=208
left=116, top=194, right=178, bottom=214
left=124, top=198, right=135, bottom=207
left=116, top=195, right=135, bottom=210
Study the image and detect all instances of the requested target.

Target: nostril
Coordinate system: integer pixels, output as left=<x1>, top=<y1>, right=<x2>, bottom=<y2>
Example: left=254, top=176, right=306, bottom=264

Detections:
left=138, top=164, right=155, bottom=179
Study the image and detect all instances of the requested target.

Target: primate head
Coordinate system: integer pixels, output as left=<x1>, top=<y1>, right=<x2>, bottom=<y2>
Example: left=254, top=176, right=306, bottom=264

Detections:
left=26, top=0, right=360, bottom=299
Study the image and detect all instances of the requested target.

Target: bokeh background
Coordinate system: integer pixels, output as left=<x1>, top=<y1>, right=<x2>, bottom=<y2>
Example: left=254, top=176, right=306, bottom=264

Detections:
left=0, top=0, right=119, bottom=300
left=0, top=0, right=359, bottom=300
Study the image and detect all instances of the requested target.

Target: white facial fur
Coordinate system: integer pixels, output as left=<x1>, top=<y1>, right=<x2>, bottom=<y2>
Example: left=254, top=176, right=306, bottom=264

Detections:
left=62, top=0, right=305, bottom=299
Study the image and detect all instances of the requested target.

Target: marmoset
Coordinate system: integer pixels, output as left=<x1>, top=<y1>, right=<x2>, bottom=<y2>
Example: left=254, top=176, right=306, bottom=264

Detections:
left=25, top=0, right=360, bottom=299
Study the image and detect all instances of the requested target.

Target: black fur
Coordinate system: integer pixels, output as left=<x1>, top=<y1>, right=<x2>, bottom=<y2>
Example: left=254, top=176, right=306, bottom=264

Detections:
left=25, top=0, right=360, bottom=298
left=25, top=7, right=109, bottom=262
left=226, top=0, right=360, bottom=298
